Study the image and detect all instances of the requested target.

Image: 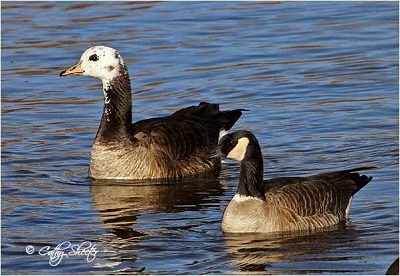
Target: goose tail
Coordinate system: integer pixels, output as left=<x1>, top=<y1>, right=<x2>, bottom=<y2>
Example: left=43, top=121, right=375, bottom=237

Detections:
left=347, top=167, right=376, bottom=195
left=173, top=101, right=246, bottom=132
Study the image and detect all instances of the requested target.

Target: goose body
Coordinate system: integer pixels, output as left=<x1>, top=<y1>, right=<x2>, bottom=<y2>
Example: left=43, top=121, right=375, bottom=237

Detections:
left=213, top=131, right=375, bottom=233
left=60, top=46, right=243, bottom=180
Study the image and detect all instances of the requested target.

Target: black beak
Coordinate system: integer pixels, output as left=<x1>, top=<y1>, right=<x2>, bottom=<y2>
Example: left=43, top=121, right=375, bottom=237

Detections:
left=59, top=70, right=67, bottom=77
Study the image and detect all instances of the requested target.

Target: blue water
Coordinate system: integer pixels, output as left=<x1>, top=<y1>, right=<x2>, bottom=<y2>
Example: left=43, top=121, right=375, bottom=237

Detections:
left=2, top=1, right=398, bottom=274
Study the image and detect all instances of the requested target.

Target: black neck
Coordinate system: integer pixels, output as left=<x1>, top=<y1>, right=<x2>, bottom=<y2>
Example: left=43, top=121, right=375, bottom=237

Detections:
left=96, top=73, right=133, bottom=143
left=237, top=142, right=265, bottom=200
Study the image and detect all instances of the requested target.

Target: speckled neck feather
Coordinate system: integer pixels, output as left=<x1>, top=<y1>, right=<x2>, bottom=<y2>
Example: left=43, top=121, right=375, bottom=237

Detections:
left=96, top=71, right=132, bottom=143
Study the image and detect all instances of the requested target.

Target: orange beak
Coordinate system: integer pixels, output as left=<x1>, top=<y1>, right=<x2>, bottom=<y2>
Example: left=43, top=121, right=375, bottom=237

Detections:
left=59, top=60, right=84, bottom=77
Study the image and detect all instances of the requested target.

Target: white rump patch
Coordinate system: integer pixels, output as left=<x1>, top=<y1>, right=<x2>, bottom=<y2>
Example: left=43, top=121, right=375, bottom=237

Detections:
left=218, top=129, right=228, bottom=142
left=345, top=196, right=353, bottom=218
left=227, top=137, right=249, bottom=161
left=232, top=193, right=263, bottom=202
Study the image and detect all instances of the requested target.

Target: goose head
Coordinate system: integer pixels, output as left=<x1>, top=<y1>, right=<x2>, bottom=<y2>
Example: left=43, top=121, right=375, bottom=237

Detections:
left=60, top=46, right=127, bottom=86
left=213, top=130, right=262, bottom=162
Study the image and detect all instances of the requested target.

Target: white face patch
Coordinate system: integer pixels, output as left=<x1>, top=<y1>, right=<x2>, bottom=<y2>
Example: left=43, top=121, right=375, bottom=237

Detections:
left=79, top=46, right=123, bottom=82
left=227, top=137, right=249, bottom=161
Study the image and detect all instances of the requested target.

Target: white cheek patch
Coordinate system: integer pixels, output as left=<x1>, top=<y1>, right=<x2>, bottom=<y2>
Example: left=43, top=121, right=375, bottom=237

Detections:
left=227, top=137, right=249, bottom=161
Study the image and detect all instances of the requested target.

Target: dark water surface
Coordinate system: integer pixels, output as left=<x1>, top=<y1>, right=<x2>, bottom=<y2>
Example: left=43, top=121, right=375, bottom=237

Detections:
left=2, top=2, right=398, bottom=274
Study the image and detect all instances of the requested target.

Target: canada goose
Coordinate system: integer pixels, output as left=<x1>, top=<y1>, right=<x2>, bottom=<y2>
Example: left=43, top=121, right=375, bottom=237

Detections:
left=212, top=130, right=375, bottom=233
left=59, top=46, right=243, bottom=180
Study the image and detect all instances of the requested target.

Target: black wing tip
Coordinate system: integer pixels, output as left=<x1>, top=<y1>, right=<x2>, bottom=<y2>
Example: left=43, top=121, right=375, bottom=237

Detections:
left=172, top=102, right=246, bottom=131
left=219, top=109, right=244, bottom=131
left=350, top=167, right=376, bottom=195
left=196, top=102, right=247, bottom=131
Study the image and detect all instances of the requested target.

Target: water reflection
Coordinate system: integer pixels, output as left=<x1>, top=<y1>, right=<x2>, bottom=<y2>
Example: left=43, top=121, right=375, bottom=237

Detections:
left=90, top=175, right=222, bottom=239
left=223, top=226, right=369, bottom=274
left=90, top=176, right=225, bottom=273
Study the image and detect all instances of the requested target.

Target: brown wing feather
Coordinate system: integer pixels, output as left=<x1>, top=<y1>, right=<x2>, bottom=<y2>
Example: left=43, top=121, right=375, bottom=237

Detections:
left=264, top=167, right=375, bottom=218
left=132, top=102, right=243, bottom=161
left=133, top=117, right=213, bottom=159
left=265, top=181, right=344, bottom=218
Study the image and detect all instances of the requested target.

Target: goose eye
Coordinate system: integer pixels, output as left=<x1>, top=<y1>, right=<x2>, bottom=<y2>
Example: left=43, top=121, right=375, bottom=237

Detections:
left=89, top=54, right=99, bottom=61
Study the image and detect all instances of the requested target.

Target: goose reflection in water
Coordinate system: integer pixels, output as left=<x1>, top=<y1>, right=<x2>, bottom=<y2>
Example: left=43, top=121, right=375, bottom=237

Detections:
left=90, top=175, right=222, bottom=239
left=90, top=176, right=223, bottom=272
left=223, top=226, right=370, bottom=274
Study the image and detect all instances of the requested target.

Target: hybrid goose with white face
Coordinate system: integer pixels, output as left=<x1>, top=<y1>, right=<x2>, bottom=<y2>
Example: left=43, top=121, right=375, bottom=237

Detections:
left=213, top=130, right=375, bottom=233
left=60, top=46, right=243, bottom=180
